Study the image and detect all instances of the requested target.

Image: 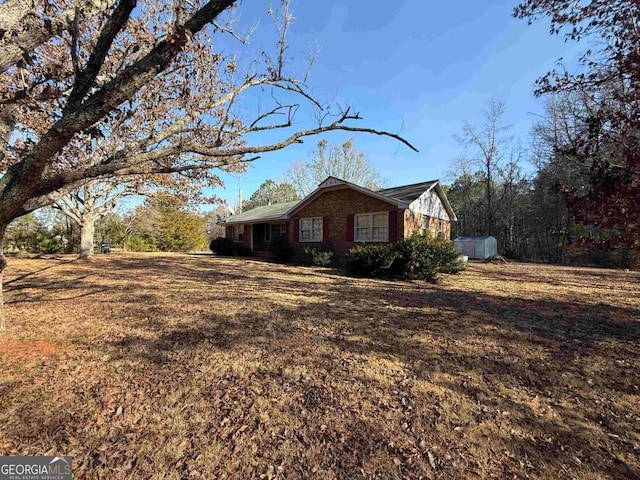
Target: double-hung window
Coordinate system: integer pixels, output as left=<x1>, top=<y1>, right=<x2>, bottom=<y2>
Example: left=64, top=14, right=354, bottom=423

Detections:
left=355, top=212, right=388, bottom=242
left=300, top=217, right=322, bottom=242
left=232, top=225, right=244, bottom=243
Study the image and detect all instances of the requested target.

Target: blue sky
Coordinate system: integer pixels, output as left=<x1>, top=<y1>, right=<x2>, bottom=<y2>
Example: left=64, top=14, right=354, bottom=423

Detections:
left=207, top=0, right=583, bottom=209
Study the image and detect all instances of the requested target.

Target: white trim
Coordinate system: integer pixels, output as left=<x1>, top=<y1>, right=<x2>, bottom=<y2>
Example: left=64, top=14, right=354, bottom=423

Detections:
left=354, top=211, right=389, bottom=243
left=299, top=216, right=323, bottom=242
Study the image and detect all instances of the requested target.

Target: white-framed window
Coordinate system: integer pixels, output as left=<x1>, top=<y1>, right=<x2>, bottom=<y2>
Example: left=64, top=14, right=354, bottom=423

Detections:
left=355, top=212, right=388, bottom=242
left=232, top=225, right=244, bottom=243
left=437, top=219, right=445, bottom=238
left=300, top=217, right=322, bottom=242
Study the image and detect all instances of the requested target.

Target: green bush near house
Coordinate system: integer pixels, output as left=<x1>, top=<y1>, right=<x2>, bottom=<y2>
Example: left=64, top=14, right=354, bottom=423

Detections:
left=295, top=245, right=334, bottom=267
left=293, top=242, right=336, bottom=267
left=346, top=234, right=466, bottom=281
left=210, top=237, right=255, bottom=256
left=306, top=248, right=334, bottom=267
left=269, top=235, right=296, bottom=262
left=210, top=237, right=238, bottom=256
left=392, top=233, right=466, bottom=281
left=271, top=237, right=336, bottom=266
left=345, top=244, right=399, bottom=277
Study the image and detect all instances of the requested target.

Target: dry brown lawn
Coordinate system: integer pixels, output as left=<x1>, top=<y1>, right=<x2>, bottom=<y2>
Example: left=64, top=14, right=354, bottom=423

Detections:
left=0, top=253, right=639, bottom=479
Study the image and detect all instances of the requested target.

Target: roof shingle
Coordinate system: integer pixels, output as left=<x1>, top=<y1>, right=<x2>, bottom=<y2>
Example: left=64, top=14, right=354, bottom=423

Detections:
left=225, top=201, right=300, bottom=224
left=376, top=180, right=438, bottom=203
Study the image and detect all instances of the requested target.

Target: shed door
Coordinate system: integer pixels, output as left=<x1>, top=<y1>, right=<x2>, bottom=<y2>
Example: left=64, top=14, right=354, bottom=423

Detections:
left=462, top=241, right=476, bottom=258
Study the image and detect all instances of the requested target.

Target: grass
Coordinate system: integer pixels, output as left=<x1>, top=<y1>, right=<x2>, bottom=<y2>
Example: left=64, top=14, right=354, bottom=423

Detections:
left=0, top=253, right=639, bottom=479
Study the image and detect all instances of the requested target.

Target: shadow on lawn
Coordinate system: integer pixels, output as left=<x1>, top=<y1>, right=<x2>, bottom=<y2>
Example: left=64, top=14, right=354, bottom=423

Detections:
left=4, top=255, right=639, bottom=478
left=100, top=275, right=639, bottom=478
left=3, top=257, right=78, bottom=286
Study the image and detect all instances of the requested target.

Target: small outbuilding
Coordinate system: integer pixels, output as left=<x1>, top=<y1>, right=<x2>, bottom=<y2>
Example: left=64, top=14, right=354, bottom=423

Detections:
left=454, top=236, right=498, bottom=260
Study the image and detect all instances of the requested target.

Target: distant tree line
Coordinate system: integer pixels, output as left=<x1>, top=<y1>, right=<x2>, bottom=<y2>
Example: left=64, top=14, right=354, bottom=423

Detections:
left=4, top=193, right=222, bottom=255
left=446, top=95, right=636, bottom=268
left=446, top=0, right=640, bottom=268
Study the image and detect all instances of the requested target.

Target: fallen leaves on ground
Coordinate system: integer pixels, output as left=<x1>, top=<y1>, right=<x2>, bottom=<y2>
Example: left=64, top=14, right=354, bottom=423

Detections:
left=0, top=253, right=638, bottom=479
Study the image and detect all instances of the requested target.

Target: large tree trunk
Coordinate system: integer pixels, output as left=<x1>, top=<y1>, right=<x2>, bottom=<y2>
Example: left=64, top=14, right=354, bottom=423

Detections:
left=79, top=216, right=96, bottom=259
left=0, top=222, right=8, bottom=331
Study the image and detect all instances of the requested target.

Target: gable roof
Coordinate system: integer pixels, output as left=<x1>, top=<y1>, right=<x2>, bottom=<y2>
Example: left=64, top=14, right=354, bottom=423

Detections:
left=377, top=180, right=438, bottom=203
left=285, top=176, right=409, bottom=218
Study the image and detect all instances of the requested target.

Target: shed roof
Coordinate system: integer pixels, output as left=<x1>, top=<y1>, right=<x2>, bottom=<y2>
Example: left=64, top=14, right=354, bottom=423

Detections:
left=454, top=236, right=497, bottom=241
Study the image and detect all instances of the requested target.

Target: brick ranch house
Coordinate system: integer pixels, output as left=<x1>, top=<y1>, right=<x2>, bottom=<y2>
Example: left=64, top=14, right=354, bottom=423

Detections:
left=223, top=176, right=457, bottom=255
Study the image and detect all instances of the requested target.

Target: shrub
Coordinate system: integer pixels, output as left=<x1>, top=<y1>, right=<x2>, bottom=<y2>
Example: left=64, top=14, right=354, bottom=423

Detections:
left=127, top=235, right=158, bottom=252
left=209, top=237, right=239, bottom=256
left=269, top=235, right=296, bottom=262
left=305, top=247, right=334, bottom=267
left=34, top=233, right=64, bottom=254
left=290, top=242, right=336, bottom=267
left=345, top=244, right=398, bottom=277
left=345, top=234, right=466, bottom=281
left=393, top=234, right=466, bottom=281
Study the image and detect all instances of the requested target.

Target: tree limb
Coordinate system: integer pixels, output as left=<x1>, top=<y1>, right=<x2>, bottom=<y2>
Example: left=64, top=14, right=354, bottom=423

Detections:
left=65, top=0, right=137, bottom=111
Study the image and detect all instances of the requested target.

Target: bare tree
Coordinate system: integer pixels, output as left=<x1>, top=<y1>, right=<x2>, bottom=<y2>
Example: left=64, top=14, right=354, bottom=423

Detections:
left=455, top=100, right=511, bottom=236
left=286, top=138, right=385, bottom=195
left=0, top=0, right=416, bottom=328
left=53, top=180, right=140, bottom=258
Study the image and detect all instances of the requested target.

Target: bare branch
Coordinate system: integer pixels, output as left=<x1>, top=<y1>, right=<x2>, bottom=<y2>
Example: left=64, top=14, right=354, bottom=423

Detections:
left=65, top=0, right=137, bottom=111
left=0, top=0, right=118, bottom=74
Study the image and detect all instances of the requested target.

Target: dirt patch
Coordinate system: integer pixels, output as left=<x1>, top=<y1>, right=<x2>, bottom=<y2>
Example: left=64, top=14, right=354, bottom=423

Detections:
left=0, top=339, right=60, bottom=361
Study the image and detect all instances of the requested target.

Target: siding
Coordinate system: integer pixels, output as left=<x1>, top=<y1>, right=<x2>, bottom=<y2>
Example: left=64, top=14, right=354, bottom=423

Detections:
left=409, top=189, right=451, bottom=220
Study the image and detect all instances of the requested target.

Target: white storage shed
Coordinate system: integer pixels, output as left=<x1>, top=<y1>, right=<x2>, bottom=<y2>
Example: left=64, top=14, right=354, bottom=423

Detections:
left=454, top=236, right=498, bottom=260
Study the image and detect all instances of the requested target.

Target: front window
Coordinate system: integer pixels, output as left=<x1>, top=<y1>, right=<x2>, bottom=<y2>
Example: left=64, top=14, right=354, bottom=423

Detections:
left=355, top=212, right=388, bottom=242
left=438, top=219, right=445, bottom=238
left=423, top=215, right=430, bottom=231
left=232, top=225, right=244, bottom=243
left=300, top=217, right=322, bottom=242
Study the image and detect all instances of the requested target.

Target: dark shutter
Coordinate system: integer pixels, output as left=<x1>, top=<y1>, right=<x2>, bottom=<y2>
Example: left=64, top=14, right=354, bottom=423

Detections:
left=346, top=214, right=354, bottom=241
left=293, top=219, right=299, bottom=242
left=322, top=216, right=329, bottom=242
left=388, top=210, right=398, bottom=242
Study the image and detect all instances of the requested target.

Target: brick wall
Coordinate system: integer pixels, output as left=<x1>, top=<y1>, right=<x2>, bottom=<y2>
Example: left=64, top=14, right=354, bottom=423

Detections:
left=403, top=210, right=452, bottom=240
left=404, top=210, right=423, bottom=238
left=289, top=187, right=403, bottom=254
